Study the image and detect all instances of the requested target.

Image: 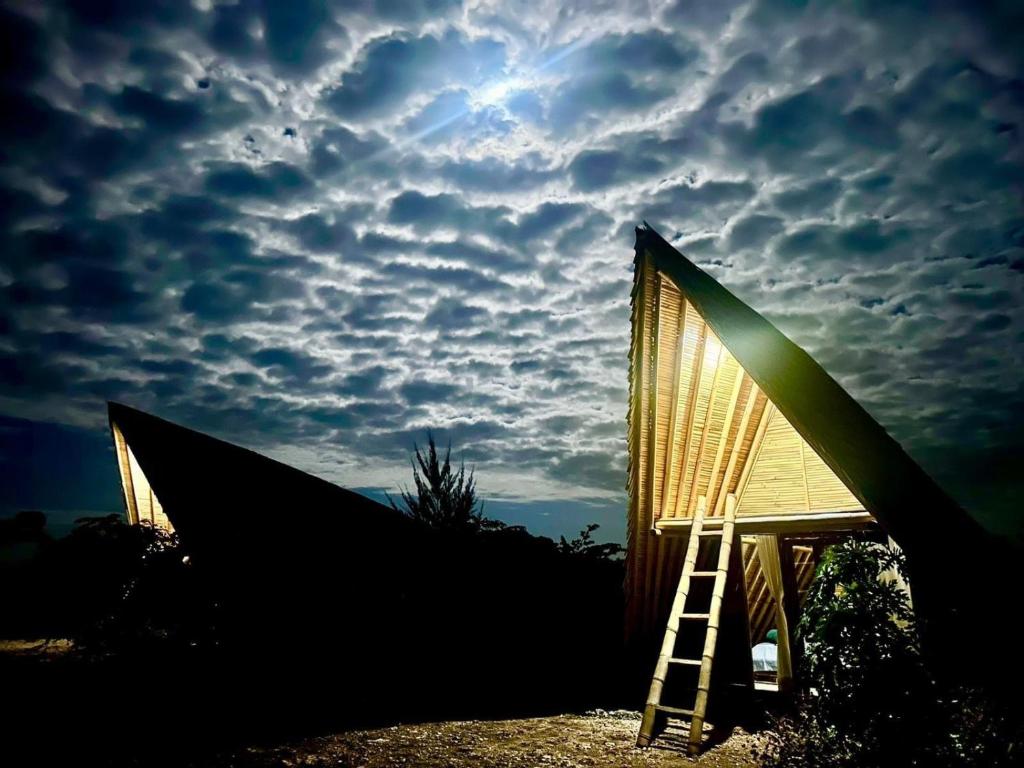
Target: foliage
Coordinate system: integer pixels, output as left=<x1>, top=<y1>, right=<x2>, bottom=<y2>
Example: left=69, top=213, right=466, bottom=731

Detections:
left=58, top=515, right=219, bottom=656
left=388, top=433, right=487, bottom=532
left=797, top=541, right=923, bottom=732
left=558, top=523, right=624, bottom=561
left=759, top=539, right=1023, bottom=768
left=1, top=513, right=219, bottom=656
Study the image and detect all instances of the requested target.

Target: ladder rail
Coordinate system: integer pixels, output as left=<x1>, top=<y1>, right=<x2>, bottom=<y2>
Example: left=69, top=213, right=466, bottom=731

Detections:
left=687, top=495, right=737, bottom=753
left=636, top=496, right=708, bottom=746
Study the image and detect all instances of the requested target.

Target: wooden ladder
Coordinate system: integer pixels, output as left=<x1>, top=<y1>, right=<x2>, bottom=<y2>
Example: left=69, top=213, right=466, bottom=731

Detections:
left=637, top=494, right=737, bottom=754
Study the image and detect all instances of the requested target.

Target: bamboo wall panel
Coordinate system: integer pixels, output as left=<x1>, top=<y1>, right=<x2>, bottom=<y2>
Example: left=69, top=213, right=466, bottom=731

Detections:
left=626, top=254, right=656, bottom=632
left=122, top=434, right=173, bottom=531
left=651, top=281, right=682, bottom=523
left=707, top=375, right=753, bottom=513
left=736, top=408, right=808, bottom=515
left=805, top=446, right=861, bottom=511
left=112, top=422, right=139, bottom=525
left=661, top=301, right=702, bottom=518
left=627, top=261, right=868, bottom=642
left=736, top=407, right=862, bottom=516
left=672, top=338, right=721, bottom=518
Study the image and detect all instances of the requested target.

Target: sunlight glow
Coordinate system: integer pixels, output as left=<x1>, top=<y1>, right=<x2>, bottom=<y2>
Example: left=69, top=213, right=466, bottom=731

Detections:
left=470, top=76, right=531, bottom=109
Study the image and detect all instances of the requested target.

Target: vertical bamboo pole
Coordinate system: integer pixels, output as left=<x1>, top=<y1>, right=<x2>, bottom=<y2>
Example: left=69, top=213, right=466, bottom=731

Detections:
left=732, top=400, right=774, bottom=508
left=642, top=273, right=663, bottom=634
left=730, top=529, right=756, bottom=697
left=778, top=537, right=802, bottom=689
left=711, top=381, right=759, bottom=518
left=654, top=324, right=706, bottom=638
left=112, top=423, right=139, bottom=525
left=672, top=324, right=707, bottom=518
left=703, top=368, right=744, bottom=518
left=680, top=340, right=725, bottom=517
left=651, top=304, right=689, bottom=621
left=626, top=253, right=653, bottom=635
left=659, top=300, right=688, bottom=520
left=799, top=439, right=811, bottom=512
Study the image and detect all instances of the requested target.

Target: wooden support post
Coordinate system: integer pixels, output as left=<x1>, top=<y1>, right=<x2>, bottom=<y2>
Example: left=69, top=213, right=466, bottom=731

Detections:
left=724, top=526, right=755, bottom=702
left=778, top=537, right=803, bottom=689
left=733, top=540, right=757, bottom=696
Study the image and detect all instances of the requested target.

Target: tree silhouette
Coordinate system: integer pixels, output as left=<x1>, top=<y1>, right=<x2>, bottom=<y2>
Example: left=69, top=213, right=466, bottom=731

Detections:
left=557, top=523, right=624, bottom=560
left=388, top=432, right=486, bottom=532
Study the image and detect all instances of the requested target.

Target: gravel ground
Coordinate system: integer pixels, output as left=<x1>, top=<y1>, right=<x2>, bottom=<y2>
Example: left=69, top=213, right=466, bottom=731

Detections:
left=210, top=710, right=765, bottom=768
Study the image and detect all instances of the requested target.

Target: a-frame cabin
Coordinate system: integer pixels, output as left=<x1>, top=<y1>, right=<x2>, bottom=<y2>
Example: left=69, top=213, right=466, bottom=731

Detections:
left=626, top=224, right=1004, bottom=752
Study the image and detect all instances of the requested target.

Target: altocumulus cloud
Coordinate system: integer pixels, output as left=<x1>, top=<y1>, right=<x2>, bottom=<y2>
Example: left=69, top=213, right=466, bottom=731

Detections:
left=1, top=0, right=1022, bottom=541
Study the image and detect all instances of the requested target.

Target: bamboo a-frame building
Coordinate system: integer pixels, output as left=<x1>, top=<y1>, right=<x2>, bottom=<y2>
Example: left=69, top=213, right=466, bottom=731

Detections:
left=108, top=402, right=402, bottom=539
left=626, top=224, right=1005, bottom=751
left=105, top=402, right=626, bottom=718
left=107, top=401, right=416, bottom=637
left=107, top=401, right=421, bottom=686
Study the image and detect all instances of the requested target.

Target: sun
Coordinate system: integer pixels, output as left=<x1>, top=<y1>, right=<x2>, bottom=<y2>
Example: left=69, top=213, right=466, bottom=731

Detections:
left=471, top=76, right=530, bottom=109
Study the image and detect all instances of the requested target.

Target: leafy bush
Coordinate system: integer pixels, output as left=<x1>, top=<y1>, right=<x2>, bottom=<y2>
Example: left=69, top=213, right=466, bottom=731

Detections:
left=760, top=539, right=1022, bottom=768
left=798, top=542, right=926, bottom=739
left=57, top=515, right=220, bottom=656
left=2, top=513, right=220, bottom=656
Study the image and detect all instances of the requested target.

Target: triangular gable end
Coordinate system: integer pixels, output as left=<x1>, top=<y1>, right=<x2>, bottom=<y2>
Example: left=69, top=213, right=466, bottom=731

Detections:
left=632, top=223, right=986, bottom=557
left=112, top=419, right=173, bottom=531
left=736, top=402, right=862, bottom=517
left=628, top=260, right=864, bottom=529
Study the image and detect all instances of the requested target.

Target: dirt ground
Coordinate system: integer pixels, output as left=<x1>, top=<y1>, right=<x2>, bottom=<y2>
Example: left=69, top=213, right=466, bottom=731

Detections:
left=211, top=710, right=765, bottom=768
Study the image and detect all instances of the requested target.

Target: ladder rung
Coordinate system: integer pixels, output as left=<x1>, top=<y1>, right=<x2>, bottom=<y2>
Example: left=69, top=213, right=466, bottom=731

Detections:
left=679, top=612, right=710, bottom=620
left=690, top=570, right=716, bottom=577
left=668, top=657, right=702, bottom=666
left=654, top=705, right=696, bottom=717
left=697, top=529, right=722, bottom=536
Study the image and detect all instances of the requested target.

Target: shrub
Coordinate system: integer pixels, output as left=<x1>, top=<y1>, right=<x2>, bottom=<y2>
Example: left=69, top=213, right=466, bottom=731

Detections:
left=33, top=514, right=219, bottom=657
left=759, top=539, right=1022, bottom=768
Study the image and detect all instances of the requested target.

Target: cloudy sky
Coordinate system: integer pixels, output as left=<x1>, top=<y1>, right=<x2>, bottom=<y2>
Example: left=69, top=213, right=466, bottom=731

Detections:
left=1, top=0, right=1022, bottom=542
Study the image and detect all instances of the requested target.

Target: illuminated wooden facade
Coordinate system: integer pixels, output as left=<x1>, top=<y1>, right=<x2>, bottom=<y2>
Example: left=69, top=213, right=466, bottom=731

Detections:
left=112, top=419, right=173, bottom=531
left=626, top=225, right=997, bottom=708
left=627, top=239, right=875, bottom=650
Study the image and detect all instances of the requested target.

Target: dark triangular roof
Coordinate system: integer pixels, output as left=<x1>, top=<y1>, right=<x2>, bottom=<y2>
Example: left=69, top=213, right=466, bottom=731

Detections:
left=107, top=402, right=408, bottom=564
